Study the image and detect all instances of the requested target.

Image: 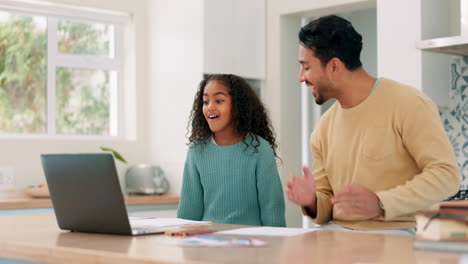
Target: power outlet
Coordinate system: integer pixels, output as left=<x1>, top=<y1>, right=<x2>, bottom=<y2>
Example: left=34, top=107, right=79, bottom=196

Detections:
left=0, top=168, right=14, bottom=190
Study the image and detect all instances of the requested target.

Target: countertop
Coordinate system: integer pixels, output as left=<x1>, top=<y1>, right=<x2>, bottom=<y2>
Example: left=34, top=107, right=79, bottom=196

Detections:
left=0, top=214, right=463, bottom=264
left=0, top=195, right=179, bottom=210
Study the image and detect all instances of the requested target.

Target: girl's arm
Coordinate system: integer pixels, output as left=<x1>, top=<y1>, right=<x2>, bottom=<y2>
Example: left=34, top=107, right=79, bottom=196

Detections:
left=256, top=146, right=286, bottom=227
left=177, top=150, right=204, bottom=220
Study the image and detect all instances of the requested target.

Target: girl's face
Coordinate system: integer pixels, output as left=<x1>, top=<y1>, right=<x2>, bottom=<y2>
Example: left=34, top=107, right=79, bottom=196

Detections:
left=202, top=80, right=235, bottom=136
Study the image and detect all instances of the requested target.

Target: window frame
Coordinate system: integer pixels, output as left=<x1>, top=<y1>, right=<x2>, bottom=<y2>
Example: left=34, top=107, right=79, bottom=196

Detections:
left=0, top=0, right=130, bottom=138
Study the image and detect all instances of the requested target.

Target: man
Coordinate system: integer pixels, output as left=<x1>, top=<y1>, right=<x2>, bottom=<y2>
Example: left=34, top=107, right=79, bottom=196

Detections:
left=286, top=15, right=460, bottom=235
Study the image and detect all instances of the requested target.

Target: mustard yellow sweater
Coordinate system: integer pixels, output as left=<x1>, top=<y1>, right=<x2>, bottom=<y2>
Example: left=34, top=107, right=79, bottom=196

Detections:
left=306, top=78, right=460, bottom=230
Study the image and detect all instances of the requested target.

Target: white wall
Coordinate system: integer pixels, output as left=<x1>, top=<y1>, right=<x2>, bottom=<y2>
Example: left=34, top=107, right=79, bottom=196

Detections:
left=204, top=0, right=265, bottom=79
left=0, top=0, right=149, bottom=197
left=377, top=0, right=421, bottom=89
left=377, top=0, right=453, bottom=108
left=351, top=8, right=377, bottom=77
left=146, top=0, right=204, bottom=196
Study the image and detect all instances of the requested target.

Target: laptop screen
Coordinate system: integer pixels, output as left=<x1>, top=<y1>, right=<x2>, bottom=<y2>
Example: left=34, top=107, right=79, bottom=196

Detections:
left=41, top=153, right=133, bottom=235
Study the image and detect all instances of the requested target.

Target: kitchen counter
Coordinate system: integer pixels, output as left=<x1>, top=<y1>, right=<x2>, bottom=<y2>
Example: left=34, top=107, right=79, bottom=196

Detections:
left=0, top=195, right=179, bottom=210
left=0, top=214, right=463, bottom=264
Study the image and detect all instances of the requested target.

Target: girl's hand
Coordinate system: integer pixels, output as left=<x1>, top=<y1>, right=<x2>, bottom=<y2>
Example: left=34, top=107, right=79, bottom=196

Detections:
left=286, top=166, right=316, bottom=210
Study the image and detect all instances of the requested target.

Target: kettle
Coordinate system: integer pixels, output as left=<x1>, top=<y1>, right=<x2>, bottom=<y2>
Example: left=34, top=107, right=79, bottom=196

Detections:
left=125, top=164, right=169, bottom=195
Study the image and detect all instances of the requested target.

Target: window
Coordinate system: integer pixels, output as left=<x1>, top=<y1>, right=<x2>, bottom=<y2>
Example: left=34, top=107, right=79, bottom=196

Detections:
left=0, top=1, right=128, bottom=137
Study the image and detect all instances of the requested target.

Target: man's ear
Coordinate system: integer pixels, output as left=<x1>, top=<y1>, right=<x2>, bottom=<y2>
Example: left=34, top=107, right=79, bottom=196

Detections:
left=327, top=57, right=343, bottom=73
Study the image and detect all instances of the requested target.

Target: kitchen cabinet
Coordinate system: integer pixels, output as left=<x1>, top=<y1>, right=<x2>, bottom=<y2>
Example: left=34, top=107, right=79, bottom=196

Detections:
left=0, top=195, right=179, bottom=216
left=0, top=205, right=177, bottom=217
left=0, top=208, right=54, bottom=216
left=0, top=258, right=43, bottom=264
left=203, top=0, right=265, bottom=80
left=418, top=0, right=464, bottom=108
left=418, top=0, right=468, bottom=56
left=127, top=204, right=177, bottom=218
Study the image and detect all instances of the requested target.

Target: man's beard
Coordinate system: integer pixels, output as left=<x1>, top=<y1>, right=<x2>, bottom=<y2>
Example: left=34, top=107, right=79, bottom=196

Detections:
left=314, top=80, right=332, bottom=105
left=315, top=94, right=326, bottom=105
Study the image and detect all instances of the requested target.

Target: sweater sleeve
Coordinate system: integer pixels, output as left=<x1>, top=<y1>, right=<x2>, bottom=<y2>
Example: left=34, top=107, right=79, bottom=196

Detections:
left=376, top=96, right=460, bottom=220
left=177, top=148, right=204, bottom=220
left=302, top=130, right=334, bottom=224
left=256, top=145, right=286, bottom=227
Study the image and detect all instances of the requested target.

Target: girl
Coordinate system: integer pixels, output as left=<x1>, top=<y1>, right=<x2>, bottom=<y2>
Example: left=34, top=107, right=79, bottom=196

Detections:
left=177, top=74, right=286, bottom=227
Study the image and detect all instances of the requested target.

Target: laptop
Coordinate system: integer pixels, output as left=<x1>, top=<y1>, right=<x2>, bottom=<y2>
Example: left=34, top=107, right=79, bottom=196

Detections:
left=40, top=153, right=178, bottom=235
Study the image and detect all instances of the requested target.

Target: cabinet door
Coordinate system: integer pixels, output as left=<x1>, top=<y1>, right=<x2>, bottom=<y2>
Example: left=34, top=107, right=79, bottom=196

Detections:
left=127, top=204, right=178, bottom=218
left=0, top=208, right=54, bottom=215
left=204, top=0, right=265, bottom=79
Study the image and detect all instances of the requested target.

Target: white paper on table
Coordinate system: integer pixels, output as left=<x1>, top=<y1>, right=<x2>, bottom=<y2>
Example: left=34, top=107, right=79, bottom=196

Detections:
left=129, top=217, right=211, bottom=227
left=159, top=235, right=268, bottom=247
left=458, top=255, right=468, bottom=264
left=216, top=227, right=320, bottom=237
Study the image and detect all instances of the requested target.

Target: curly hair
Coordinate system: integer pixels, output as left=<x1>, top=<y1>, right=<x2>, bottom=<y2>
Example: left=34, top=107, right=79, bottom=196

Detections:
left=187, top=74, right=279, bottom=158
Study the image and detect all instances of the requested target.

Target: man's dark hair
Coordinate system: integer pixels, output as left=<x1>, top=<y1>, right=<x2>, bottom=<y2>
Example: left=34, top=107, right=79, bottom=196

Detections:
left=299, top=15, right=363, bottom=70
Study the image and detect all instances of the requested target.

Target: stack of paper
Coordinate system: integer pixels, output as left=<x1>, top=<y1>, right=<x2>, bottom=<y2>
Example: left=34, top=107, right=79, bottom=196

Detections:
left=414, top=200, right=468, bottom=252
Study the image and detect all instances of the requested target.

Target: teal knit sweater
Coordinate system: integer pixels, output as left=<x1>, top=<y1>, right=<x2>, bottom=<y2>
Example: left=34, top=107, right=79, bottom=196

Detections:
left=177, top=135, right=286, bottom=227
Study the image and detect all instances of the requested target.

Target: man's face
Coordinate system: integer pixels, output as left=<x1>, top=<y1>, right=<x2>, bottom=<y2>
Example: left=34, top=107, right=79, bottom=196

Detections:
left=298, top=45, right=333, bottom=105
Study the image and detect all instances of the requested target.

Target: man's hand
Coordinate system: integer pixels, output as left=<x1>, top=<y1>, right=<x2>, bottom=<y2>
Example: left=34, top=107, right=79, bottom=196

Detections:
left=331, top=184, right=383, bottom=218
left=286, top=166, right=316, bottom=211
